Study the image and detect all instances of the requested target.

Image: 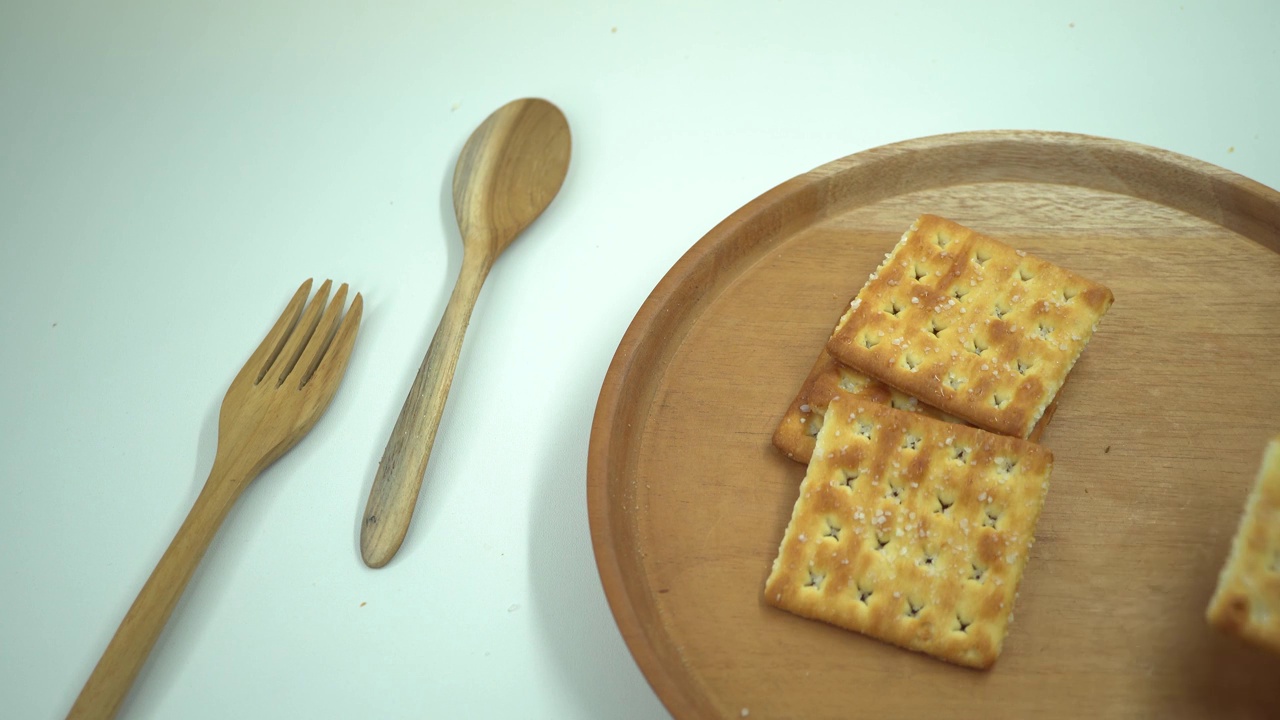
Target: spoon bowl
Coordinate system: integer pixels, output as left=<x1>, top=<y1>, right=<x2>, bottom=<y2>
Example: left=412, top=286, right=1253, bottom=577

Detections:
left=453, top=98, right=571, bottom=254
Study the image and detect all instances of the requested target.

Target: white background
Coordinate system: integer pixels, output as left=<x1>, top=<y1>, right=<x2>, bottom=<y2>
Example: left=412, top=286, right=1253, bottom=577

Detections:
left=2, top=1, right=1278, bottom=718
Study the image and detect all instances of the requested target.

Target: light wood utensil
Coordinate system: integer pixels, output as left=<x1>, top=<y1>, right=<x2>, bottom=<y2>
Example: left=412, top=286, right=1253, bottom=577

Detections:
left=68, top=279, right=362, bottom=720
left=360, top=97, right=570, bottom=568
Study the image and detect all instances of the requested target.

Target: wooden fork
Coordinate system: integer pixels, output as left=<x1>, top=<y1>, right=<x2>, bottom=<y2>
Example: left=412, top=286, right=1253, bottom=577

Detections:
left=68, top=279, right=363, bottom=720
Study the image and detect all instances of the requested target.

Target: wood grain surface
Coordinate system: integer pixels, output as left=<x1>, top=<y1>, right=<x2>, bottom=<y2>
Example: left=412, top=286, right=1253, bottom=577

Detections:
left=587, top=131, right=1280, bottom=719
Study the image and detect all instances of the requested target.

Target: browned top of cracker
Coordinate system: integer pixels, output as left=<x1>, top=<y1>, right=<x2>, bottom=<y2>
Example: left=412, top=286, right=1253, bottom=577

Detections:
left=1207, top=436, right=1280, bottom=656
left=771, top=349, right=965, bottom=462
left=764, top=395, right=1053, bottom=669
left=826, top=214, right=1113, bottom=438
left=772, top=351, right=1061, bottom=465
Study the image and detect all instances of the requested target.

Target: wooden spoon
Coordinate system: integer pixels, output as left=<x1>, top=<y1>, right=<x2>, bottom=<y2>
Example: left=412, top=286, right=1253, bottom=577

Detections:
left=360, top=98, right=571, bottom=568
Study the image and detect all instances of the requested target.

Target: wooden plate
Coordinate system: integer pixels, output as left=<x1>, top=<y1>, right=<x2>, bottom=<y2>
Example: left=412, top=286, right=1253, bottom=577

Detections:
left=587, top=131, right=1280, bottom=719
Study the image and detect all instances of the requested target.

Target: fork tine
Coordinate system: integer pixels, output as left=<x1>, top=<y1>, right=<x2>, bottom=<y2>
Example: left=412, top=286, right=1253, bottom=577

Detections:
left=266, top=279, right=331, bottom=386
left=293, top=282, right=350, bottom=388
left=241, top=279, right=312, bottom=385
left=305, top=292, right=363, bottom=391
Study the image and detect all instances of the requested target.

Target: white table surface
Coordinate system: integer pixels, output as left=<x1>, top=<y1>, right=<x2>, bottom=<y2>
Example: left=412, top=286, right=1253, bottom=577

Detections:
left=2, top=2, right=1277, bottom=718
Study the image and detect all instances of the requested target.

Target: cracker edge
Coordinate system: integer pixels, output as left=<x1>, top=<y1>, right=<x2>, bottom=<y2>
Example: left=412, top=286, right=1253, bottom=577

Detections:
left=1206, top=437, right=1280, bottom=655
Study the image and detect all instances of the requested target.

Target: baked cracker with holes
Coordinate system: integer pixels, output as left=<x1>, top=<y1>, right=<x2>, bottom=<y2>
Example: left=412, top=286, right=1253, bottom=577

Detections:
left=826, top=214, right=1113, bottom=438
left=764, top=395, right=1053, bottom=669
left=1206, top=435, right=1280, bottom=656
left=772, top=349, right=1060, bottom=464
left=772, top=349, right=964, bottom=462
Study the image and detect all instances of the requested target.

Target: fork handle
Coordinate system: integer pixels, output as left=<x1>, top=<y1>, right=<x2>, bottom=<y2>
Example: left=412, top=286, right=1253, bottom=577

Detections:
left=361, top=254, right=491, bottom=568
left=68, top=467, right=243, bottom=720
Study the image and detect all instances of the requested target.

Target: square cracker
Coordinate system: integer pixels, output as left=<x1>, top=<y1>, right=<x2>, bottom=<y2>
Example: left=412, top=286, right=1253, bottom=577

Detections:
left=764, top=395, right=1053, bottom=669
left=826, top=214, right=1113, bottom=438
left=1206, top=436, right=1280, bottom=656
left=772, top=348, right=1059, bottom=464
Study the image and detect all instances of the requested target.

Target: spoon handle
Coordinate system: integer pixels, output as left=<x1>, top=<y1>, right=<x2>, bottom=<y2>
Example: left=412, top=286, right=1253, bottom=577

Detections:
left=361, top=255, right=490, bottom=568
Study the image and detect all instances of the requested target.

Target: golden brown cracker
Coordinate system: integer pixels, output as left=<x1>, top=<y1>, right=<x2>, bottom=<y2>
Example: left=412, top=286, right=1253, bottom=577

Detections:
left=1207, top=436, right=1280, bottom=656
left=773, top=349, right=964, bottom=463
left=826, top=215, right=1113, bottom=438
left=765, top=396, right=1053, bottom=669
